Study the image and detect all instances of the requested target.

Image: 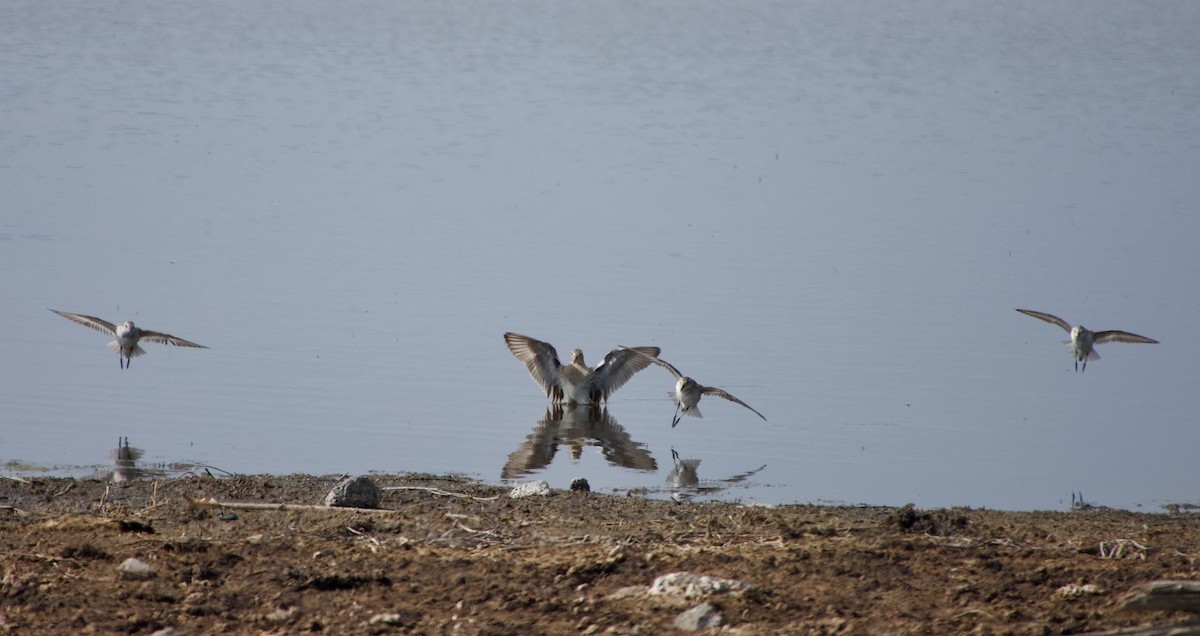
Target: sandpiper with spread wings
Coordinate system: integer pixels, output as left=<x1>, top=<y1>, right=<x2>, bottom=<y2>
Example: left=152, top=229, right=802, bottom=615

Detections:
left=623, top=347, right=766, bottom=428
left=503, top=333, right=660, bottom=404
left=1015, top=309, right=1158, bottom=372
left=50, top=309, right=208, bottom=369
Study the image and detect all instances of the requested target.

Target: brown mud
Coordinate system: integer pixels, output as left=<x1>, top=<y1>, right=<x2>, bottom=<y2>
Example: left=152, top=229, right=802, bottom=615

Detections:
left=3, top=474, right=1199, bottom=634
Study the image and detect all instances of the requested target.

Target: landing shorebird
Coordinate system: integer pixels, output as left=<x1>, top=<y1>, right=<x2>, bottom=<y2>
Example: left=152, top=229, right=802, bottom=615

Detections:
left=623, top=347, right=766, bottom=428
left=1015, top=309, right=1158, bottom=372
left=503, top=332, right=660, bottom=404
left=50, top=309, right=208, bottom=369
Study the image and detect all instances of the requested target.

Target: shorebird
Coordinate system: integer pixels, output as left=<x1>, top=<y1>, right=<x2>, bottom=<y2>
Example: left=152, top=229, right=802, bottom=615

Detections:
left=1015, top=309, right=1158, bottom=372
left=50, top=309, right=208, bottom=369
left=623, top=347, right=766, bottom=428
left=503, top=332, right=660, bottom=404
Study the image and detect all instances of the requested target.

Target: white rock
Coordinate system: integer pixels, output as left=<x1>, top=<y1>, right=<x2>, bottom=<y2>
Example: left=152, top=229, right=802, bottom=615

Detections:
left=369, top=613, right=403, bottom=625
left=1056, top=583, right=1105, bottom=598
left=649, top=572, right=753, bottom=598
left=117, top=557, right=153, bottom=580
left=674, top=602, right=723, bottom=631
left=508, top=480, right=551, bottom=499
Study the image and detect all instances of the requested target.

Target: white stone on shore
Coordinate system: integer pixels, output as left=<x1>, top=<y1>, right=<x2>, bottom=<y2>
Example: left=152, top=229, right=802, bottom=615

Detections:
left=508, top=480, right=551, bottom=499
left=369, top=613, right=404, bottom=625
left=117, top=557, right=153, bottom=580
left=649, top=572, right=753, bottom=598
left=1056, top=583, right=1105, bottom=598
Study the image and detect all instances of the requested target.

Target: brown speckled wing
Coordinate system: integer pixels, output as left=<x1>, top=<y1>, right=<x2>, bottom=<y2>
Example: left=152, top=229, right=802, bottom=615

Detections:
left=504, top=333, right=563, bottom=401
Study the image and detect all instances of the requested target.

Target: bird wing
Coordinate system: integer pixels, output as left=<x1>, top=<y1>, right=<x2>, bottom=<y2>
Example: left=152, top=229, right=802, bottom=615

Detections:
left=619, top=346, right=682, bottom=379
left=592, top=345, right=661, bottom=400
left=1015, top=309, right=1072, bottom=333
left=501, top=410, right=561, bottom=479
left=1093, top=330, right=1159, bottom=345
left=137, top=330, right=208, bottom=348
left=700, top=386, right=767, bottom=421
left=504, top=333, right=563, bottom=401
left=50, top=309, right=117, bottom=336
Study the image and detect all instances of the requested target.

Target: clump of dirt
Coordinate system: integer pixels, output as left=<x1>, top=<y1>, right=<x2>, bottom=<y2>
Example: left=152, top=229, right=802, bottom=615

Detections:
left=3, top=474, right=1200, bottom=634
left=889, top=502, right=971, bottom=536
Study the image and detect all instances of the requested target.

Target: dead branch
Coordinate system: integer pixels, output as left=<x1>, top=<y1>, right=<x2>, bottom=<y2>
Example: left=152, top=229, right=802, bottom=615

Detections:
left=382, top=486, right=500, bottom=501
left=186, top=497, right=405, bottom=514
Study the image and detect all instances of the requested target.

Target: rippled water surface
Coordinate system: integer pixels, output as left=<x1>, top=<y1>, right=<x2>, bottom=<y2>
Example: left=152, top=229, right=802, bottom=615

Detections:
left=3, top=0, right=1200, bottom=510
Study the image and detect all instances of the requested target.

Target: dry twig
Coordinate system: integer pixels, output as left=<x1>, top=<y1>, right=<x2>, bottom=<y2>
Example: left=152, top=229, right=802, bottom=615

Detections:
left=383, top=486, right=500, bottom=501
left=186, top=497, right=404, bottom=514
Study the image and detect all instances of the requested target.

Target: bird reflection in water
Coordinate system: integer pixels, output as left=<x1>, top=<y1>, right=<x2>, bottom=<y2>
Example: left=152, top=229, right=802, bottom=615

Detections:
left=667, top=448, right=767, bottom=503
left=104, top=437, right=171, bottom=482
left=108, top=437, right=145, bottom=482
left=502, top=404, right=657, bottom=480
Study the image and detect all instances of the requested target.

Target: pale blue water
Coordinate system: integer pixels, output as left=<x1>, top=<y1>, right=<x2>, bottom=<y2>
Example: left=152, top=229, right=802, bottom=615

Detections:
left=3, top=0, right=1199, bottom=511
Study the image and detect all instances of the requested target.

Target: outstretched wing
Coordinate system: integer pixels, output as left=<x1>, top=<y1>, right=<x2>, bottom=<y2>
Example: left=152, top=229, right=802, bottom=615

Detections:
left=619, top=345, right=683, bottom=379
left=1015, top=309, right=1072, bottom=333
left=138, top=330, right=207, bottom=349
left=592, top=345, right=661, bottom=401
left=1093, top=330, right=1158, bottom=345
left=504, top=333, right=563, bottom=401
left=700, top=386, right=767, bottom=421
left=50, top=309, right=117, bottom=336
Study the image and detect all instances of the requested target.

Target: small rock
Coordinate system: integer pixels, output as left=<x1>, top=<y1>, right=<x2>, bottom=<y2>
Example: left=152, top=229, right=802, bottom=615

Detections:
left=149, top=629, right=191, bottom=636
left=674, top=602, right=723, bottom=631
left=117, top=557, right=153, bottom=580
left=324, top=475, right=381, bottom=509
left=570, top=478, right=591, bottom=492
left=649, top=572, right=753, bottom=598
left=1121, top=580, right=1200, bottom=613
left=508, top=480, right=551, bottom=499
left=369, top=613, right=403, bottom=625
left=1057, top=583, right=1105, bottom=598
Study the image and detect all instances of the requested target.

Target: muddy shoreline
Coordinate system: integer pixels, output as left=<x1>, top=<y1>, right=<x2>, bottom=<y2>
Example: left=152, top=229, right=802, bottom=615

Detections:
left=3, top=473, right=1199, bottom=634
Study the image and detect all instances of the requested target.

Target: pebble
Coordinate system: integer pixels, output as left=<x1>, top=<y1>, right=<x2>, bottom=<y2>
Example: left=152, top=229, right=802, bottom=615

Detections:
left=508, top=480, right=551, bottom=499
left=117, top=557, right=153, bottom=580
left=1056, top=583, right=1105, bottom=598
left=674, top=602, right=723, bottom=631
left=324, top=475, right=381, bottom=509
left=570, top=478, right=591, bottom=492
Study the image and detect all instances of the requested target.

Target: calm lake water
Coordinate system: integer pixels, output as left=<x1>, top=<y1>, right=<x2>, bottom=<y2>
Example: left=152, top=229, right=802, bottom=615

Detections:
left=3, top=0, right=1199, bottom=511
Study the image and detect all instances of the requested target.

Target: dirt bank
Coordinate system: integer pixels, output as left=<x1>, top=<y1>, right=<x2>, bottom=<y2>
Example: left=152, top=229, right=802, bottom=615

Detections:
left=2, top=474, right=1199, bottom=634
